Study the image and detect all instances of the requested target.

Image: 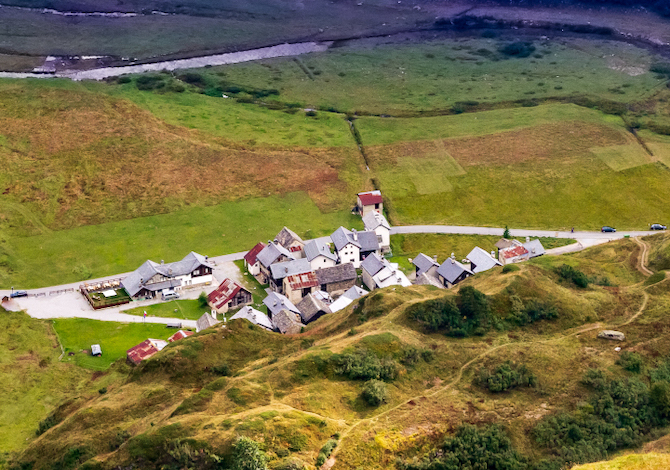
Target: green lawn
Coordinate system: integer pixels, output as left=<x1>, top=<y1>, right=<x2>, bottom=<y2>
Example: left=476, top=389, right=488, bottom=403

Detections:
left=53, top=318, right=174, bottom=370
left=123, top=299, right=209, bottom=321
left=1, top=192, right=361, bottom=289
left=208, top=37, right=664, bottom=115
left=0, top=312, right=90, bottom=452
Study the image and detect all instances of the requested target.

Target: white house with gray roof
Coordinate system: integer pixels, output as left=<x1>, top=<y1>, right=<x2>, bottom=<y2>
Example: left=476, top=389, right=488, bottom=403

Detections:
left=363, top=211, right=391, bottom=253
left=412, top=253, right=439, bottom=278
left=304, top=239, right=338, bottom=270
left=331, top=227, right=362, bottom=268
left=122, top=252, right=214, bottom=300
left=466, top=247, right=503, bottom=273
left=361, top=253, right=386, bottom=290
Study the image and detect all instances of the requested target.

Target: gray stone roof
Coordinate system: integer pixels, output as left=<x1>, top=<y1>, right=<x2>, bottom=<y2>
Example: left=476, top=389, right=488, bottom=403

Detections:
left=296, top=294, right=332, bottom=323
left=196, top=312, right=220, bottom=332
left=270, top=258, right=312, bottom=281
left=230, top=306, right=274, bottom=331
left=467, top=247, right=502, bottom=273
left=272, top=309, right=305, bottom=334
left=523, top=239, right=546, bottom=258
left=263, top=292, right=300, bottom=317
left=257, top=241, right=293, bottom=268
left=362, top=211, right=390, bottom=231
left=361, top=253, right=385, bottom=277
left=412, top=253, right=439, bottom=276
left=437, top=258, right=473, bottom=284
left=331, top=227, right=361, bottom=252
left=304, top=239, right=338, bottom=263
left=358, top=231, right=380, bottom=253
left=275, top=227, right=304, bottom=248
left=122, top=252, right=213, bottom=297
left=315, top=263, right=357, bottom=285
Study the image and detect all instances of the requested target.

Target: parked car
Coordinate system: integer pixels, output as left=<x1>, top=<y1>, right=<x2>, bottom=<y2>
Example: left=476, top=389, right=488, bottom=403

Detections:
left=601, top=226, right=616, bottom=233
left=91, top=344, right=102, bottom=356
left=10, top=290, right=27, bottom=298
left=651, top=224, right=667, bottom=230
left=162, top=290, right=180, bottom=301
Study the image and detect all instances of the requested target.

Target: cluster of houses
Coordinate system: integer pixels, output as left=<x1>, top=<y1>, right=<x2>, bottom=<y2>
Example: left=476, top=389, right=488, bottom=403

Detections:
left=121, top=190, right=547, bottom=363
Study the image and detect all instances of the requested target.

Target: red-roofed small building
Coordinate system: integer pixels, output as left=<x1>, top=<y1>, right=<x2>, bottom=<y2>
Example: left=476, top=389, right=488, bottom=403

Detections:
left=499, top=241, right=529, bottom=265
left=208, top=278, right=252, bottom=314
left=168, top=330, right=193, bottom=343
left=126, top=338, right=168, bottom=365
left=283, top=271, right=319, bottom=304
left=244, top=242, right=266, bottom=277
left=356, top=190, right=383, bottom=217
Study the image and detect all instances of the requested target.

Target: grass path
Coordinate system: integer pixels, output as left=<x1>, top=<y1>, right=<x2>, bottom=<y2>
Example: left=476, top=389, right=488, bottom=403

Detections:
left=633, top=237, right=654, bottom=277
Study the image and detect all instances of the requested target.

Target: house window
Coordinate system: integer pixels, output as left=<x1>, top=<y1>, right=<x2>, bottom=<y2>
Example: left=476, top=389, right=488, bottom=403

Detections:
left=375, top=203, right=379, bottom=209
left=377, top=235, right=382, bottom=243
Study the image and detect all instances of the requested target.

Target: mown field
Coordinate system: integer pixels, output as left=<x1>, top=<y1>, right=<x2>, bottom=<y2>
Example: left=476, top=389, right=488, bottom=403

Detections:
left=10, top=234, right=670, bottom=470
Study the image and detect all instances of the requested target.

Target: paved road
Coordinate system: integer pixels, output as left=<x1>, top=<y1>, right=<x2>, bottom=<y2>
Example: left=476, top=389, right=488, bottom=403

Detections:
left=390, top=225, right=658, bottom=239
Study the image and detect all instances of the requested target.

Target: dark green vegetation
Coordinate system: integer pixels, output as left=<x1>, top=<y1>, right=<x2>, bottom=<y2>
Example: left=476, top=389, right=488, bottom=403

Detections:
left=7, top=234, right=670, bottom=470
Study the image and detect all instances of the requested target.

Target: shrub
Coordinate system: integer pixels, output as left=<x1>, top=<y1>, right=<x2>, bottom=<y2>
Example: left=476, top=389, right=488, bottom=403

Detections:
left=476, top=361, right=537, bottom=392
left=198, top=291, right=209, bottom=308
left=331, top=350, right=399, bottom=381
left=650, top=62, right=670, bottom=76
left=502, top=264, right=520, bottom=274
left=616, top=351, right=644, bottom=373
left=212, top=363, right=231, bottom=376
left=316, top=439, right=338, bottom=467
left=362, top=380, right=387, bottom=406
left=118, top=76, right=131, bottom=84
left=499, top=41, right=536, bottom=58
left=644, top=271, right=665, bottom=286
left=135, top=74, right=165, bottom=91
left=231, top=437, right=267, bottom=470
left=98, top=387, right=107, bottom=394
left=109, top=430, right=131, bottom=451
left=556, top=264, right=589, bottom=288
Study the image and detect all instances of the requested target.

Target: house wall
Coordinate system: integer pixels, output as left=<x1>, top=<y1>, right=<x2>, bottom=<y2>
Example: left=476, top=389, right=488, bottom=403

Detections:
left=246, top=260, right=261, bottom=276
left=174, top=271, right=213, bottom=290
left=322, top=277, right=357, bottom=297
left=283, top=281, right=317, bottom=304
left=375, top=227, right=391, bottom=252
left=357, top=198, right=383, bottom=217
left=309, top=256, right=337, bottom=271
left=338, top=244, right=361, bottom=268
left=362, top=270, right=376, bottom=291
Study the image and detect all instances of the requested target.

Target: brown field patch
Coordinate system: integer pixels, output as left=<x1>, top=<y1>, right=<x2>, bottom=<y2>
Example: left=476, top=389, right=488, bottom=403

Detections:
left=0, top=87, right=360, bottom=229
left=443, top=122, right=629, bottom=167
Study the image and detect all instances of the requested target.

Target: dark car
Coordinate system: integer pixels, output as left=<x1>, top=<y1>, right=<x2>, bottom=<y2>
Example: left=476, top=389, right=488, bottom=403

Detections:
left=601, top=226, right=616, bottom=233
left=651, top=224, right=667, bottom=230
left=10, top=290, right=28, bottom=298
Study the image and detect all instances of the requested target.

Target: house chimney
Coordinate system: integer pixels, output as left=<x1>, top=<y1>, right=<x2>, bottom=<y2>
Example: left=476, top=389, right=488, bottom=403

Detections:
left=285, top=267, right=288, bottom=273
left=273, top=300, right=277, bottom=306
left=433, top=255, right=438, bottom=262
left=526, top=236, right=530, bottom=243
left=451, top=252, right=455, bottom=260
left=450, top=258, right=455, bottom=264
left=211, top=311, right=217, bottom=320
left=274, top=238, right=279, bottom=244
left=491, top=250, right=496, bottom=258
left=352, top=229, right=358, bottom=241
left=161, top=260, right=164, bottom=265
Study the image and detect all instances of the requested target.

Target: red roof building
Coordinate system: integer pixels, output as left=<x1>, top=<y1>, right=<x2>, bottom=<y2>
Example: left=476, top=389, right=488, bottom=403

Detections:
left=356, top=190, right=383, bottom=217
left=168, top=330, right=193, bottom=343
left=244, top=242, right=266, bottom=266
left=283, top=272, right=319, bottom=304
left=207, top=278, right=252, bottom=313
left=126, top=339, right=168, bottom=365
left=501, top=245, right=529, bottom=260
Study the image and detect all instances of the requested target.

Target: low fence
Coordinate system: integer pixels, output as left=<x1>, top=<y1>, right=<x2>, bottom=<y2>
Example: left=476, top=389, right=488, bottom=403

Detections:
left=79, top=278, right=130, bottom=310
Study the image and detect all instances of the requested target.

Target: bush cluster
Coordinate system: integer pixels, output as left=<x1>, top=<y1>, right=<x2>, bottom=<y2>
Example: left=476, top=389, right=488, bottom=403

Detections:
left=476, top=361, right=537, bottom=392
left=616, top=351, right=644, bottom=373
left=499, top=41, right=536, bottom=58
left=361, top=379, right=388, bottom=406
left=507, top=295, right=558, bottom=326
left=397, top=424, right=527, bottom=470
left=315, top=439, right=338, bottom=467
left=331, top=350, right=399, bottom=381
left=405, top=286, right=492, bottom=337
left=556, top=264, right=589, bottom=288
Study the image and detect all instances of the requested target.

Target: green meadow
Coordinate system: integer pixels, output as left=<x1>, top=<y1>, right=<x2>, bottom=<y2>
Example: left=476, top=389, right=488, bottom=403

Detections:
left=123, top=299, right=209, bottom=321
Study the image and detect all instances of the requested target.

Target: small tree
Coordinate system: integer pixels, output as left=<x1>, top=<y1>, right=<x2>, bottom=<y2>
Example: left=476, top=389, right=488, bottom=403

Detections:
left=362, top=379, right=388, bottom=406
left=231, top=437, right=267, bottom=470
left=503, top=226, right=510, bottom=239
left=198, top=291, right=209, bottom=308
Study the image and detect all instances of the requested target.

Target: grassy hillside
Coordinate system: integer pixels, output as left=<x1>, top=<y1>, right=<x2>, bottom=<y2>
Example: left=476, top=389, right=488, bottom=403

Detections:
left=10, top=235, right=670, bottom=469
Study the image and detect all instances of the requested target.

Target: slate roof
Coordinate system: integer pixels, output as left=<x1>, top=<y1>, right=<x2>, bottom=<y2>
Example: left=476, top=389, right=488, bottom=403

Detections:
left=362, top=211, right=390, bottom=231
left=329, top=286, right=368, bottom=313
left=358, top=231, right=380, bottom=252
left=373, top=265, right=411, bottom=288
left=415, top=272, right=444, bottom=288
left=263, top=292, right=300, bottom=317
left=361, top=253, right=386, bottom=277
left=331, top=227, right=361, bottom=251
left=230, top=306, right=274, bottom=331
left=467, top=247, right=503, bottom=273
left=412, top=253, right=439, bottom=276
left=358, top=190, right=383, bottom=206
left=257, top=242, right=294, bottom=269
left=126, top=339, right=168, bottom=365
left=296, top=294, right=332, bottom=323
left=270, top=258, right=312, bottom=281
left=286, top=272, right=319, bottom=290
left=168, top=330, right=193, bottom=342
left=523, top=239, right=546, bottom=258
left=122, top=252, right=213, bottom=298
left=437, top=258, right=474, bottom=284
left=207, top=278, right=249, bottom=310
left=304, top=239, right=338, bottom=263
left=315, top=263, right=357, bottom=285
left=272, top=309, right=305, bottom=334
left=244, top=242, right=266, bottom=266
left=196, top=312, right=220, bottom=332
left=275, top=227, right=304, bottom=249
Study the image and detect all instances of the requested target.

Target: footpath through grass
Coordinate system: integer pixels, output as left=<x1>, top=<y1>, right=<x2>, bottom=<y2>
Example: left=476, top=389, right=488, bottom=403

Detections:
left=53, top=318, right=174, bottom=370
left=2, top=192, right=361, bottom=289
